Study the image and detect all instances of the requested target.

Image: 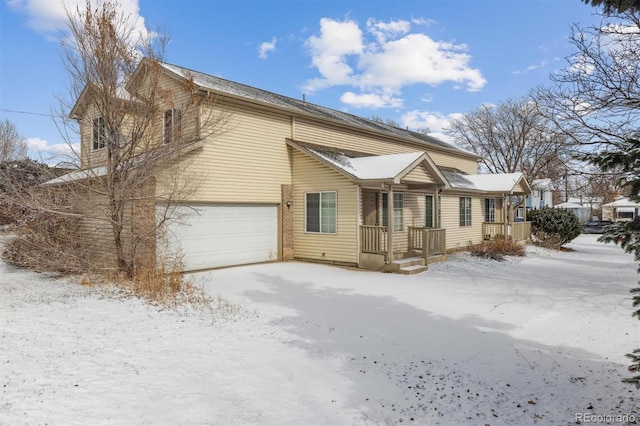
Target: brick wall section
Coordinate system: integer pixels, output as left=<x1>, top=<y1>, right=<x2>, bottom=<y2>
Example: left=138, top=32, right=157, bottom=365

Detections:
left=129, top=178, right=157, bottom=273
left=281, top=184, right=294, bottom=260
left=67, top=178, right=157, bottom=274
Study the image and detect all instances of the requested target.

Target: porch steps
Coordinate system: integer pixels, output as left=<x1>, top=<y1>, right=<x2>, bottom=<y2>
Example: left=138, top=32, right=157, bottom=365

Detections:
left=390, top=257, right=428, bottom=275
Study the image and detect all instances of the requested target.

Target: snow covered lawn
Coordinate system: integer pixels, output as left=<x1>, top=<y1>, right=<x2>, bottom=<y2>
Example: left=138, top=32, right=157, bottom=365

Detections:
left=1, top=234, right=638, bottom=425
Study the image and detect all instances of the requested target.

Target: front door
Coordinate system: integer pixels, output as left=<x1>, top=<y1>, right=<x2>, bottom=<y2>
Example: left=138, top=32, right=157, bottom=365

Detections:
left=362, top=191, right=379, bottom=226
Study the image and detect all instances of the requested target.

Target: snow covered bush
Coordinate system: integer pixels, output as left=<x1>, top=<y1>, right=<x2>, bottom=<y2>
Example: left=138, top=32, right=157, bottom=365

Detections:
left=528, top=206, right=582, bottom=248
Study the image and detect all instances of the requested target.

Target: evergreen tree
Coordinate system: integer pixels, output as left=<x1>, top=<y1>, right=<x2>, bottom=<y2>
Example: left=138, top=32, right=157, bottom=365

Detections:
left=581, top=0, right=640, bottom=13
left=582, top=138, right=640, bottom=388
left=528, top=206, right=582, bottom=247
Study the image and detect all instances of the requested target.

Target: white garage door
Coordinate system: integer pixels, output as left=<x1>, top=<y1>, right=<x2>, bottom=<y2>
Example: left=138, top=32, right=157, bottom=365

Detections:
left=164, top=204, right=278, bottom=271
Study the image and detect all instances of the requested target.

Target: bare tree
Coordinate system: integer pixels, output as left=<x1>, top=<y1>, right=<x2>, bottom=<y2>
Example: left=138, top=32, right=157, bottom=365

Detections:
left=537, top=9, right=640, bottom=389
left=536, top=12, right=640, bottom=152
left=0, top=119, right=27, bottom=163
left=42, top=0, right=229, bottom=277
left=446, top=96, right=572, bottom=182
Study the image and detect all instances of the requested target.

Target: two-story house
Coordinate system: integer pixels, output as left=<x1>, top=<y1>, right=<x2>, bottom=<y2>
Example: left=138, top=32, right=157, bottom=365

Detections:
left=51, top=59, right=531, bottom=274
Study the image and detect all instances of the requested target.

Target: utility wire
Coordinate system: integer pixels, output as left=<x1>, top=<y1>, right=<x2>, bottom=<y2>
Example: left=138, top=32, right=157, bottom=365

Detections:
left=0, top=108, right=56, bottom=117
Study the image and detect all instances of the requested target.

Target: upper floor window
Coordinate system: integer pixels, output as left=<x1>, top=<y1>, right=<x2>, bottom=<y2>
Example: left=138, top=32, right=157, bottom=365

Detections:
left=164, top=108, right=182, bottom=144
left=460, top=197, right=472, bottom=227
left=92, top=116, right=106, bottom=150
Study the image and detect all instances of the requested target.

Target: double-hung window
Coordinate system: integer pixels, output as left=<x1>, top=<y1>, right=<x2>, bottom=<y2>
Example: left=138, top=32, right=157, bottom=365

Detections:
left=164, top=108, right=182, bottom=144
left=92, top=116, right=106, bottom=150
left=382, top=192, right=404, bottom=231
left=459, top=197, right=472, bottom=227
left=484, top=198, right=496, bottom=223
left=305, top=191, right=337, bottom=233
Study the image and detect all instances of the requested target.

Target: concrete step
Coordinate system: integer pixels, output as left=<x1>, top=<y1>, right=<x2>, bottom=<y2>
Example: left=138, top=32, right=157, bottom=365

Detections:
left=391, top=256, right=424, bottom=268
left=397, top=264, right=429, bottom=275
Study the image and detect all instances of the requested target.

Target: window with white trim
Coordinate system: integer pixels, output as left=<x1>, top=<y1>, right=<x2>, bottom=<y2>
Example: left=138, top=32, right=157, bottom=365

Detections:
left=425, top=195, right=434, bottom=228
left=460, top=197, right=472, bottom=227
left=382, top=192, right=404, bottom=231
left=92, top=116, right=107, bottom=150
left=164, top=108, right=182, bottom=144
left=484, top=198, right=496, bottom=223
left=305, top=191, right=336, bottom=233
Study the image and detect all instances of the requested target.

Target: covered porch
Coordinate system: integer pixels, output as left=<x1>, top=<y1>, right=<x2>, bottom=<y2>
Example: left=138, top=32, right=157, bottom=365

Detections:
left=358, top=185, right=448, bottom=274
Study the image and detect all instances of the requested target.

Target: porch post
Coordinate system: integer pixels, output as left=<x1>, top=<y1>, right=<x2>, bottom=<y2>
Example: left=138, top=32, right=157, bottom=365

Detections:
left=434, top=185, right=440, bottom=228
left=387, top=185, right=394, bottom=263
left=503, top=193, right=508, bottom=238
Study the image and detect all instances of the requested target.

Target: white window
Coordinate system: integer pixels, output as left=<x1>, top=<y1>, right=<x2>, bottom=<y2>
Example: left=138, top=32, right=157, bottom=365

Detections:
left=164, top=108, right=182, bottom=144
left=460, top=197, right=472, bottom=227
left=92, top=116, right=106, bottom=150
left=305, top=191, right=337, bottom=233
left=382, top=192, right=403, bottom=231
left=484, top=198, right=496, bottom=223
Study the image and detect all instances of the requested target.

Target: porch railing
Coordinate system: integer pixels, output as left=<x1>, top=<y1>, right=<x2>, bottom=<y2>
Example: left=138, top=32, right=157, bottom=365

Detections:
left=482, top=222, right=532, bottom=241
left=360, top=225, right=388, bottom=254
left=408, top=227, right=447, bottom=258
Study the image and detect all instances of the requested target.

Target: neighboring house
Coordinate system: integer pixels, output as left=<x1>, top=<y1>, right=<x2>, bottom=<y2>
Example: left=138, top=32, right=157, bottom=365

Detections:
left=602, top=197, right=640, bottom=222
left=555, top=201, right=591, bottom=222
left=526, top=179, right=555, bottom=210
left=50, top=59, right=532, bottom=273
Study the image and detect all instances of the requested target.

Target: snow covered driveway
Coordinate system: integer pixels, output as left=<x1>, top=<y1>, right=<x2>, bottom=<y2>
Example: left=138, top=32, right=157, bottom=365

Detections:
left=1, top=234, right=638, bottom=425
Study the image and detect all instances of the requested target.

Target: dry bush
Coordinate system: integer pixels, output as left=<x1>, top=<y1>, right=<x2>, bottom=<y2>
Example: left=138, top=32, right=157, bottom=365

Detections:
left=531, top=232, right=566, bottom=250
left=2, top=213, right=89, bottom=274
left=470, top=238, right=526, bottom=260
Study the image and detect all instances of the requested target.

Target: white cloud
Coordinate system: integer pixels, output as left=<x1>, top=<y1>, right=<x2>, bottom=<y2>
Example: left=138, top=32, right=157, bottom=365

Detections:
left=366, top=18, right=411, bottom=43
left=258, top=37, right=277, bottom=59
left=8, top=0, right=151, bottom=41
left=304, top=17, right=486, bottom=108
left=400, top=110, right=464, bottom=144
left=340, top=91, right=403, bottom=109
left=304, top=18, right=364, bottom=91
left=513, top=59, right=549, bottom=75
left=26, top=137, right=79, bottom=162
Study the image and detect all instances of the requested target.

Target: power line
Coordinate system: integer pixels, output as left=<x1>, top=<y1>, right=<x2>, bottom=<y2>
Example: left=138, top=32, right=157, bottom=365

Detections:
left=0, top=108, right=56, bottom=118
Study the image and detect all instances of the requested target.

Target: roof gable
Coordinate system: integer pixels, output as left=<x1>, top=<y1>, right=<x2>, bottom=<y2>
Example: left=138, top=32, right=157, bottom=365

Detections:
left=287, top=140, right=449, bottom=186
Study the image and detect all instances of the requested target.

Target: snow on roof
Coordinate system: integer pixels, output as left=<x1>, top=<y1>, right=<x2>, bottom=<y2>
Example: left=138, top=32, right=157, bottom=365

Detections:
left=307, top=147, right=424, bottom=180
left=555, top=202, right=589, bottom=209
left=602, top=196, right=640, bottom=208
left=443, top=171, right=527, bottom=193
left=43, top=167, right=105, bottom=185
left=531, top=178, right=555, bottom=191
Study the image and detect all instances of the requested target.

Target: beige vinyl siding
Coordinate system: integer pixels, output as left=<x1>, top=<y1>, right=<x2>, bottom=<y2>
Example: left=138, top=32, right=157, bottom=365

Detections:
left=168, top=100, right=292, bottom=203
left=440, top=194, right=484, bottom=250
left=292, top=150, right=358, bottom=264
left=294, top=118, right=479, bottom=174
left=403, top=164, right=435, bottom=184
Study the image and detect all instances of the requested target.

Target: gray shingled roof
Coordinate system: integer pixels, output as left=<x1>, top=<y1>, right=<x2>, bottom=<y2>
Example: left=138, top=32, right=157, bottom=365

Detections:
left=160, top=62, right=471, bottom=155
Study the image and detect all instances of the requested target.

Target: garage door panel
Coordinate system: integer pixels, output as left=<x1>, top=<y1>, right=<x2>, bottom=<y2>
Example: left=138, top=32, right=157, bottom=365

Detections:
left=163, top=204, right=278, bottom=271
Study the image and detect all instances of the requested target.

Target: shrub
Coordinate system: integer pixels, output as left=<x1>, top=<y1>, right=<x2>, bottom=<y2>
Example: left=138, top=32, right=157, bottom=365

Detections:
left=528, top=206, right=582, bottom=248
left=470, top=238, right=526, bottom=260
left=2, top=212, right=89, bottom=274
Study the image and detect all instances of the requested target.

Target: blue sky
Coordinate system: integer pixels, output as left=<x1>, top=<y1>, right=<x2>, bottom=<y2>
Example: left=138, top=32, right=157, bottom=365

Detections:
left=0, top=0, right=602, bottom=162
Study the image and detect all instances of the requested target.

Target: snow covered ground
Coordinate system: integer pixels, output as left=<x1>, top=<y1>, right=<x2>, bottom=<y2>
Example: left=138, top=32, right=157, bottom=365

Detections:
left=1, top=234, right=638, bottom=425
